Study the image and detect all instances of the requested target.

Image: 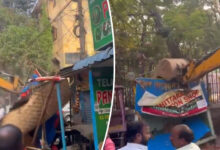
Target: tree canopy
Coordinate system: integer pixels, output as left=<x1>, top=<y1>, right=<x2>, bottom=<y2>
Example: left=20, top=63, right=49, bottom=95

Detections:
left=0, top=2, right=53, bottom=80
left=110, top=0, right=220, bottom=83
left=2, top=0, right=36, bottom=14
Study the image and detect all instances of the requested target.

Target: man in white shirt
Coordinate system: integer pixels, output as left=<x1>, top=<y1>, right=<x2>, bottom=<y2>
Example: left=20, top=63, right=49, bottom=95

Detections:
left=170, top=124, right=200, bottom=150
left=119, top=121, right=151, bottom=150
left=0, top=108, right=5, bottom=120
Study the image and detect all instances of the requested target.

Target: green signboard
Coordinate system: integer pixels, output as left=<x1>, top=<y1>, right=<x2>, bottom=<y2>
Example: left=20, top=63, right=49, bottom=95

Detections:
left=88, top=0, right=113, bottom=50
left=89, top=67, right=113, bottom=149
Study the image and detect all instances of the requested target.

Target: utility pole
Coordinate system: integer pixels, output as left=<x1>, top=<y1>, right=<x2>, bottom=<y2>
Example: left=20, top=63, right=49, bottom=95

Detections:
left=77, top=0, right=86, bottom=59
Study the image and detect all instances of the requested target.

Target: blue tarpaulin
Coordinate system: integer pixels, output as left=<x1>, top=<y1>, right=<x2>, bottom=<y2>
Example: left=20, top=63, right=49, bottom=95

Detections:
left=184, top=117, right=210, bottom=142
left=148, top=117, right=210, bottom=150
left=148, top=134, right=174, bottom=150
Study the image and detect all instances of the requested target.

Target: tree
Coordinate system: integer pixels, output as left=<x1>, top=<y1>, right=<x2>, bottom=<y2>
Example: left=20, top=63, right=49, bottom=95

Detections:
left=2, top=0, right=36, bottom=14
left=111, top=0, right=220, bottom=84
left=0, top=3, right=53, bottom=80
left=0, top=3, right=29, bottom=31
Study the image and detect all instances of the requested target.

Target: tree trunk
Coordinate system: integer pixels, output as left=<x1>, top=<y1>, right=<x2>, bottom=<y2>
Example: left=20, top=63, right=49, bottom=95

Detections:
left=150, top=9, right=182, bottom=58
left=140, top=19, right=147, bottom=47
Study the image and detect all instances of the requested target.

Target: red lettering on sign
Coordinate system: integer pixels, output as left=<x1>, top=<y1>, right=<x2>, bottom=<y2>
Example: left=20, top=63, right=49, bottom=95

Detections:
left=177, top=99, right=184, bottom=106
left=96, top=90, right=112, bottom=105
left=157, top=90, right=201, bottom=108
left=102, top=0, right=108, bottom=18
left=103, top=91, right=108, bottom=104
left=97, top=91, right=102, bottom=104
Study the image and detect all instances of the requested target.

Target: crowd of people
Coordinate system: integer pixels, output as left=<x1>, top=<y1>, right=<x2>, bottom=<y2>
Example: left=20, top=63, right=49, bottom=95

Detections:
left=104, top=121, right=200, bottom=150
left=0, top=121, right=200, bottom=150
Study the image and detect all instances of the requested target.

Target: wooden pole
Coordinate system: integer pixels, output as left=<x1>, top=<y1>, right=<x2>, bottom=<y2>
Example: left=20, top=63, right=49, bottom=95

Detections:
left=56, top=83, right=67, bottom=150
left=31, top=82, right=55, bottom=144
left=78, top=0, right=86, bottom=59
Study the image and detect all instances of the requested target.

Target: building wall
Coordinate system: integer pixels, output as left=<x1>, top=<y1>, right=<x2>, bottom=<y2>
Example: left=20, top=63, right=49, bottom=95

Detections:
left=47, top=0, right=95, bottom=68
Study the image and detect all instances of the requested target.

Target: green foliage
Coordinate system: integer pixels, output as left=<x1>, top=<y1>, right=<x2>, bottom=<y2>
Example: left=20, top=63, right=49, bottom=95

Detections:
left=164, top=6, right=209, bottom=58
left=0, top=4, right=29, bottom=31
left=0, top=3, right=53, bottom=79
left=111, top=0, right=220, bottom=84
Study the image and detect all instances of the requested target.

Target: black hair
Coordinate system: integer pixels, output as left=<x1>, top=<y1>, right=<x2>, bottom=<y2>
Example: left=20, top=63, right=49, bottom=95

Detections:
left=178, top=128, right=194, bottom=143
left=0, top=124, right=23, bottom=150
left=126, top=121, right=146, bottom=142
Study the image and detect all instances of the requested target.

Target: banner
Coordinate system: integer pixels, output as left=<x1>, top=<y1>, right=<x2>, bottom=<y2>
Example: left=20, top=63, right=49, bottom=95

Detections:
left=135, top=78, right=208, bottom=117
left=88, top=0, right=113, bottom=50
left=89, top=67, right=113, bottom=149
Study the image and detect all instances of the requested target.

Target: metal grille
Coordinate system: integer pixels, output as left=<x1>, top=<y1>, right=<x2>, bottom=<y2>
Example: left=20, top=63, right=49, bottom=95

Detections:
left=203, top=69, right=220, bottom=104
left=124, top=87, right=135, bottom=109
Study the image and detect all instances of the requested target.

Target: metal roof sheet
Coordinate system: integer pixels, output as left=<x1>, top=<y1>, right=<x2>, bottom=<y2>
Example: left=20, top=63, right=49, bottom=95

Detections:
left=72, top=47, right=113, bottom=71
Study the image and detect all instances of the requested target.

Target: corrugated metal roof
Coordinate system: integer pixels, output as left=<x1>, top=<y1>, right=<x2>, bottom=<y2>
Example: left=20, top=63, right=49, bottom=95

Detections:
left=72, top=47, right=113, bottom=71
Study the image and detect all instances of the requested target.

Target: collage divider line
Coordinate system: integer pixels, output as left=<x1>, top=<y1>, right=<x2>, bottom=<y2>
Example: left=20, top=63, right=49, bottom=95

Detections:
left=101, top=0, right=116, bottom=149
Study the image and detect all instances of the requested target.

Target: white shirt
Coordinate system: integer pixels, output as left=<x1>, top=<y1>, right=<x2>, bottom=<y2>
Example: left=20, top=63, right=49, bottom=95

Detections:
left=177, top=143, right=200, bottom=150
left=0, top=108, right=5, bottom=120
left=118, top=143, right=148, bottom=150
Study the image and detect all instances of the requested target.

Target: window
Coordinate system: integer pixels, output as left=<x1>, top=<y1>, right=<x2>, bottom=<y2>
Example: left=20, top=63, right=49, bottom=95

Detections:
left=65, top=52, right=81, bottom=64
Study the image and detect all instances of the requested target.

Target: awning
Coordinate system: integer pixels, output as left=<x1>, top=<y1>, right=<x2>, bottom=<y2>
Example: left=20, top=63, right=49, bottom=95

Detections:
left=59, top=47, right=113, bottom=77
left=72, top=47, right=113, bottom=71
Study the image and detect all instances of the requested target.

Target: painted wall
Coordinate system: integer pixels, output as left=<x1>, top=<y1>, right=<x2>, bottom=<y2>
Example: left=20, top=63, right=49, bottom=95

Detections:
left=46, top=0, right=95, bottom=68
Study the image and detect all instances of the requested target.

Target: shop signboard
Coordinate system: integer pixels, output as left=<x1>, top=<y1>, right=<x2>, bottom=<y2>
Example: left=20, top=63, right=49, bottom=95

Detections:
left=135, top=78, right=208, bottom=117
left=88, top=0, right=113, bottom=50
left=89, top=67, right=113, bottom=149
